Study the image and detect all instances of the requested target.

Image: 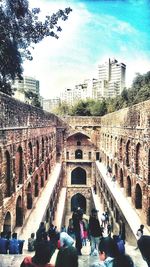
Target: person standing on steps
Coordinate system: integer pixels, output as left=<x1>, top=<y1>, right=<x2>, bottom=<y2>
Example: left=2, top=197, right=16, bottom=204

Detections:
left=72, top=207, right=84, bottom=255
left=89, top=208, right=103, bottom=256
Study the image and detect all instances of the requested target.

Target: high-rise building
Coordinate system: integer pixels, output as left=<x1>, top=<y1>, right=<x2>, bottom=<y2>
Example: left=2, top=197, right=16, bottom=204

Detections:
left=43, top=98, right=60, bottom=112
left=98, top=58, right=126, bottom=97
left=13, top=76, right=40, bottom=103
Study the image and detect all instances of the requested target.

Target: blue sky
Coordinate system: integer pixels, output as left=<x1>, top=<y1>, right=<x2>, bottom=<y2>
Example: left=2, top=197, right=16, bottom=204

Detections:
left=23, top=0, right=150, bottom=99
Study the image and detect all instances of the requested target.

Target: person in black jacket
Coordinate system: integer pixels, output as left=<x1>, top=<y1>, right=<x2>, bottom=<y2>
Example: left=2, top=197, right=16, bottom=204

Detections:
left=89, top=208, right=103, bottom=256
left=137, top=235, right=150, bottom=267
left=72, top=207, right=84, bottom=255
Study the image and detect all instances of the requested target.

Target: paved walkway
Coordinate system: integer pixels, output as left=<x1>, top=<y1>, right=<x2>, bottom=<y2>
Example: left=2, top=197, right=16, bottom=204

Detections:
left=18, top=163, right=62, bottom=249
left=96, top=161, right=150, bottom=237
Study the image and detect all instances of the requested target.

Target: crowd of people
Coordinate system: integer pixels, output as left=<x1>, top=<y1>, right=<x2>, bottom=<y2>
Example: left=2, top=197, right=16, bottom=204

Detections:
left=0, top=232, right=24, bottom=254
left=0, top=207, right=150, bottom=267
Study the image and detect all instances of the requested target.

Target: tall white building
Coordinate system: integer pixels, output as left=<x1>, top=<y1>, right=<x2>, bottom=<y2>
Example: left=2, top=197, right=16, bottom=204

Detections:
left=43, top=98, right=60, bottom=112
left=60, top=88, right=74, bottom=106
left=13, top=76, right=40, bottom=103
left=98, top=58, right=126, bottom=97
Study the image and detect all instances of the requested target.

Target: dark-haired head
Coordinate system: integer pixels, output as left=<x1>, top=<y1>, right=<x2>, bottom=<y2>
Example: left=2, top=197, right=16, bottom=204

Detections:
left=99, top=237, right=119, bottom=259
left=55, top=246, right=78, bottom=267
left=113, top=254, right=134, bottom=267
left=33, top=240, right=53, bottom=265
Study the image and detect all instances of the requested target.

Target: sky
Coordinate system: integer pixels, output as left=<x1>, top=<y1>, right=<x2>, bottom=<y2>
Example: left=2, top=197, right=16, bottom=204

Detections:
left=23, top=0, right=150, bottom=99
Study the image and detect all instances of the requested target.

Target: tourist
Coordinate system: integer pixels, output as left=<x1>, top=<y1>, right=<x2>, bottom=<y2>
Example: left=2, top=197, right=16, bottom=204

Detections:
left=67, top=223, right=75, bottom=240
left=113, top=235, right=125, bottom=255
left=8, top=232, right=19, bottom=254
left=101, top=212, right=106, bottom=227
left=89, top=208, right=103, bottom=256
left=136, top=224, right=144, bottom=236
left=113, top=254, right=134, bottom=267
left=20, top=239, right=54, bottom=267
left=55, top=246, right=78, bottom=267
left=59, top=230, right=74, bottom=247
left=0, top=232, right=8, bottom=254
left=72, top=207, right=84, bottom=255
left=91, top=236, right=119, bottom=267
left=137, top=235, right=150, bottom=267
left=28, top=233, right=36, bottom=252
left=36, top=221, right=46, bottom=241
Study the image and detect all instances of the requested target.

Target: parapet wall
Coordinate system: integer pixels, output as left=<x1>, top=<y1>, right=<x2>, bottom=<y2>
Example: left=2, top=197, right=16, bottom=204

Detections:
left=101, top=100, right=150, bottom=129
left=0, top=92, right=59, bottom=128
left=63, top=99, right=150, bottom=129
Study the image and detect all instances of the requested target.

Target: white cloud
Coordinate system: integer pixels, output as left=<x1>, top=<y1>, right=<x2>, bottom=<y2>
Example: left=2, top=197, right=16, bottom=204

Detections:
left=23, top=0, right=150, bottom=98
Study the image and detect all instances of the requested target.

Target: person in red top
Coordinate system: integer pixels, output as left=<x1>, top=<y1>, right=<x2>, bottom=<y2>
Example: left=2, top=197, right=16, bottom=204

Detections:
left=20, top=239, right=54, bottom=267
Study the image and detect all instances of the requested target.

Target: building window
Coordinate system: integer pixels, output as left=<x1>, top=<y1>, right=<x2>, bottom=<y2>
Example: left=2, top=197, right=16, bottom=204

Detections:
left=77, top=141, right=81, bottom=146
left=75, top=149, right=83, bottom=159
left=89, top=152, right=91, bottom=160
left=67, top=152, right=69, bottom=160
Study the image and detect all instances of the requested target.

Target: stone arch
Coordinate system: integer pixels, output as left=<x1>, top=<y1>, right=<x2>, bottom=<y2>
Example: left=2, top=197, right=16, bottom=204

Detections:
left=120, top=168, right=124, bottom=187
left=16, top=146, right=23, bottom=184
left=16, top=196, right=23, bottom=226
left=71, top=193, right=86, bottom=213
left=27, top=182, right=32, bottom=209
left=147, top=207, right=150, bottom=226
left=36, top=140, right=39, bottom=167
left=5, top=150, right=11, bottom=197
left=119, top=138, right=123, bottom=161
left=3, top=211, right=11, bottom=235
left=28, top=142, right=33, bottom=174
left=75, top=149, right=83, bottom=159
left=148, top=149, right=150, bottom=185
left=71, top=167, right=86, bottom=185
left=114, top=163, right=118, bottom=180
left=135, top=184, right=142, bottom=209
left=34, top=175, right=39, bottom=197
left=126, top=140, right=131, bottom=167
left=40, top=168, right=44, bottom=187
left=0, top=147, right=2, bottom=179
left=46, top=136, right=49, bottom=157
left=135, top=143, right=141, bottom=175
left=126, top=176, right=131, bottom=197
left=42, top=137, right=44, bottom=161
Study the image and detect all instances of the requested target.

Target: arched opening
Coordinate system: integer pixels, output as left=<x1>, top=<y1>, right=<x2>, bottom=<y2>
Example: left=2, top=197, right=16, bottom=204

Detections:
left=126, top=176, right=131, bottom=197
left=40, top=169, right=44, bottom=187
left=119, top=138, right=123, bottom=161
left=5, top=150, right=11, bottom=197
left=16, top=196, right=23, bottom=226
left=147, top=207, right=150, bottom=226
left=16, top=146, right=23, bottom=184
left=126, top=140, right=131, bottom=167
left=28, top=142, right=33, bottom=174
left=42, top=138, right=44, bottom=161
left=115, top=163, right=118, bottom=180
left=36, top=140, right=39, bottom=167
left=34, top=175, right=39, bottom=197
left=46, top=137, right=49, bottom=157
left=71, top=167, right=86, bottom=185
left=3, top=212, right=11, bottom=235
left=0, top=147, right=2, bottom=179
left=27, top=182, right=32, bottom=209
left=120, top=168, right=124, bottom=187
left=135, top=184, right=142, bottom=209
left=148, top=149, right=150, bottom=185
left=71, top=193, right=86, bottom=213
left=135, top=143, right=141, bottom=175
left=75, top=149, right=83, bottom=159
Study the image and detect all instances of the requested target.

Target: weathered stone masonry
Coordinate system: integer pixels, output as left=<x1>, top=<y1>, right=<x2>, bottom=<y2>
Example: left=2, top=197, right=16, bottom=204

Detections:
left=0, top=92, right=66, bottom=233
left=0, top=91, right=150, bottom=244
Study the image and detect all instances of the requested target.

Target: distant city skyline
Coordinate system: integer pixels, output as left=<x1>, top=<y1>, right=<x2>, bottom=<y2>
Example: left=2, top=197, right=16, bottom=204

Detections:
left=23, top=0, right=150, bottom=99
